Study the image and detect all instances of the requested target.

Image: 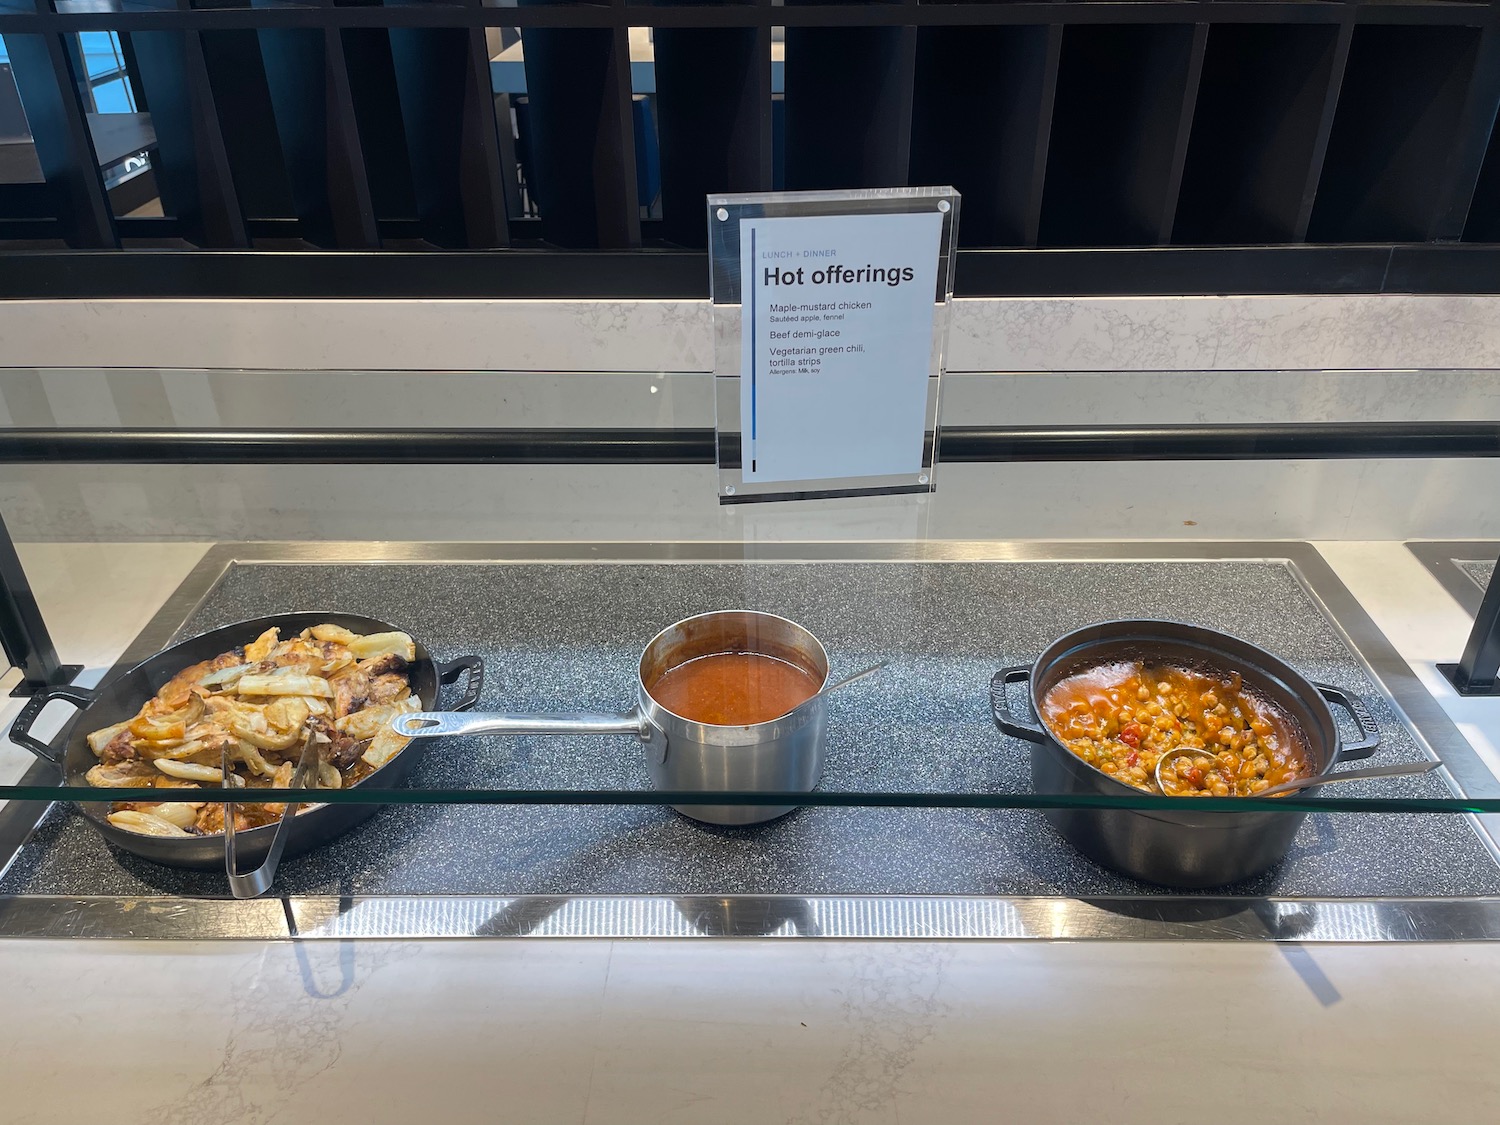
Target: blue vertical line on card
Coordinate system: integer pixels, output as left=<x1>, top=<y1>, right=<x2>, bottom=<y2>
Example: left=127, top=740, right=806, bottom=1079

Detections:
left=749, top=224, right=757, bottom=474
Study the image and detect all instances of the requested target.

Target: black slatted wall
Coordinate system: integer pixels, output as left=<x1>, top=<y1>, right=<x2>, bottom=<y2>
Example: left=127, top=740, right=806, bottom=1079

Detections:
left=0, top=1, right=1499, bottom=293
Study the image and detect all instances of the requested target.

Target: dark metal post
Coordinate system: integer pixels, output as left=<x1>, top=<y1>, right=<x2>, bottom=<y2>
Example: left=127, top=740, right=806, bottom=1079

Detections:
left=0, top=510, right=80, bottom=697
left=1443, top=550, right=1500, bottom=696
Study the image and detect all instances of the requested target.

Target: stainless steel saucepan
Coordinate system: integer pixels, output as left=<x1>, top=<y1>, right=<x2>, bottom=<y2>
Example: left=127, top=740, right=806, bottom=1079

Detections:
left=396, top=609, right=835, bottom=826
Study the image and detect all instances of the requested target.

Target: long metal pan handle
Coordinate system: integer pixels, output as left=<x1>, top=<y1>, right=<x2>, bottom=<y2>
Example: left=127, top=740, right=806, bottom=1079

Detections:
left=9, top=682, right=98, bottom=765
left=224, top=731, right=320, bottom=900
left=394, top=710, right=647, bottom=740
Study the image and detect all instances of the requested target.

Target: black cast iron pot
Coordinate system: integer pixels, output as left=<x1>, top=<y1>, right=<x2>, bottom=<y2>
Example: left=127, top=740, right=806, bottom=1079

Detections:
left=990, top=620, right=1383, bottom=889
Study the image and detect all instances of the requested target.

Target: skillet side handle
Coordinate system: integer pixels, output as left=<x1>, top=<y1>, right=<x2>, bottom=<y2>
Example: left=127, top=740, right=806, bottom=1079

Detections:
left=990, top=667, right=1048, bottom=744
left=436, top=656, right=484, bottom=713
left=8, top=683, right=98, bottom=766
left=1315, top=683, right=1382, bottom=762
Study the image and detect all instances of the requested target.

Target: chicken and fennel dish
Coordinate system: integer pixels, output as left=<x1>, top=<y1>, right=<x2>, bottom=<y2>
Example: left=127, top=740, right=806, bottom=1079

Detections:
left=85, top=624, right=420, bottom=837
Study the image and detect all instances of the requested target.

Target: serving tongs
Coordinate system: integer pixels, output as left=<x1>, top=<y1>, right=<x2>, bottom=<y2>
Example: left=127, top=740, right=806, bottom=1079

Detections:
left=222, top=728, right=321, bottom=899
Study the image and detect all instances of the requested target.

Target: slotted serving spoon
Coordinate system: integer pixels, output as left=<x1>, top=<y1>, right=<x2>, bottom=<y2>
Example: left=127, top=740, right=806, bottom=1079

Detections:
left=1153, top=748, right=1439, bottom=798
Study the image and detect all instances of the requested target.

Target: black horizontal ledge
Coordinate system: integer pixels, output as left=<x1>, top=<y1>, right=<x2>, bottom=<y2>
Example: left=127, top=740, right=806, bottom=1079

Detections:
left=1, top=423, right=1498, bottom=466
left=0, top=3, right=1466, bottom=35
left=0, top=429, right=719, bottom=466
left=7, top=247, right=1500, bottom=300
left=940, top=423, right=1500, bottom=462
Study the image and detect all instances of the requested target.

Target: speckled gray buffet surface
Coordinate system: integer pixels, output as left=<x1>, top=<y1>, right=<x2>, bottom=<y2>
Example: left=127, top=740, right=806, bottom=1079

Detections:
left=1459, top=560, right=1496, bottom=592
left=4, top=560, right=1496, bottom=898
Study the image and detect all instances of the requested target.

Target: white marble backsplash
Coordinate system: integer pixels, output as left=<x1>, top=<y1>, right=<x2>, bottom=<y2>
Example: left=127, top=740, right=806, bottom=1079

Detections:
left=5, top=293, right=1500, bottom=373
left=947, top=294, right=1500, bottom=373
left=0, top=294, right=1497, bottom=541
left=0, top=298, right=717, bottom=375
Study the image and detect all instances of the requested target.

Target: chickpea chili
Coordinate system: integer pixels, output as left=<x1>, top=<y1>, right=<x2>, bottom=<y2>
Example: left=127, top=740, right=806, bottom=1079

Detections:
left=1039, top=661, right=1312, bottom=797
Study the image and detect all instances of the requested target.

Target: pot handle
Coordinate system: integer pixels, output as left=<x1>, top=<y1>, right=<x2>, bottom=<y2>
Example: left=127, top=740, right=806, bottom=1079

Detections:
left=990, top=667, right=1048, bottom=744
left=393, top=709, right=648, bottom=741
left=1315, top=683, right=1381, bottom=762
left=436, top=655, right=484, bottom=713
left=8, top=682, right=98, bottom=766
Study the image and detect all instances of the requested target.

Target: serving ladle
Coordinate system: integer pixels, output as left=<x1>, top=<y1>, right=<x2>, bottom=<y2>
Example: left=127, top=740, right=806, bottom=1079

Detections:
left=790, top=660, right=886, bottom=713
left=1153, top=746, right=1440, bottom=798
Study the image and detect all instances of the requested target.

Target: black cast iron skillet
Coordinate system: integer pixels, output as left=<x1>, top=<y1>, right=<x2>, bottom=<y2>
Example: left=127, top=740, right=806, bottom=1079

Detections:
left=9, top=611, right=483, bottom=875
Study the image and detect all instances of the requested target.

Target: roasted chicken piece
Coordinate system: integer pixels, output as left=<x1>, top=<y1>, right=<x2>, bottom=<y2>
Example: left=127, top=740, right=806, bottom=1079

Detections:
left=193, top=803, right=260, bottom=834
left=97, top=726, right=138, bottom=765
left=156, top=649, right=246, bottom=707
left=310, top=715, right=364, bottom=772
left=332, top=653, right=410, bottom=719
left=86, top=760, right=157, bottom=787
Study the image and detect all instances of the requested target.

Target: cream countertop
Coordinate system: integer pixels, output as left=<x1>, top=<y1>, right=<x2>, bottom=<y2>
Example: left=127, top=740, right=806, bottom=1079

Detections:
left=2, top=937, right=1498, bottom=1125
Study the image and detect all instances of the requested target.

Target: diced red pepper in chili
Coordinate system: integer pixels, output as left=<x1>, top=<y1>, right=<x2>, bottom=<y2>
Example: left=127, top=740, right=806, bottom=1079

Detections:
left=1042, top=664, right=1313, bottom=797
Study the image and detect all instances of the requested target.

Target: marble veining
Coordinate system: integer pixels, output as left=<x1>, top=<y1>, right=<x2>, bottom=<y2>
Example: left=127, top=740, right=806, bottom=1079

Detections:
left=7, top=938, right=1500, bottom=1124
left=790, top=943, right=955, bottom=1125
left=0, top=299, right=718, bottom=373
left=139, top=940, right=427, bottom=1125
left=946, top=294, right=1500, bottom=373
left=6, top=294, right=1500, bottom=374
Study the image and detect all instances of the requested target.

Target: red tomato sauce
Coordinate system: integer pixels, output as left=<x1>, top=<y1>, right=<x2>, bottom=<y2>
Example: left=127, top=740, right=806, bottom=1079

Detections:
left=648, top=652, right=822, bottom=726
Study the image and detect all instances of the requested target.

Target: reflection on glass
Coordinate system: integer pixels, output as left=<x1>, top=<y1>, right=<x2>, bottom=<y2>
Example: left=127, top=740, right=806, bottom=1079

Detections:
left=57, top=32, right=160, bottom=214
left=0, top=38, right=33, bottom=157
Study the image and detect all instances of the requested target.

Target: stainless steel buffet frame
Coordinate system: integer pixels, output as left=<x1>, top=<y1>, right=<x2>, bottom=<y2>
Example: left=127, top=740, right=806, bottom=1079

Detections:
left=1408, top=540, right=1499, bottom=618
left=3, top=537, right=1500, bottom=943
